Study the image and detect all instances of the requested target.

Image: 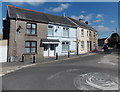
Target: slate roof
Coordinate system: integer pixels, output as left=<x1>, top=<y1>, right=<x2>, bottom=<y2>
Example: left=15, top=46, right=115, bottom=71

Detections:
left=7, top=5, right=76, bottom=27
left=67, top=17, right=97, bottom=32
left=7, top=5, right=97, bottom=32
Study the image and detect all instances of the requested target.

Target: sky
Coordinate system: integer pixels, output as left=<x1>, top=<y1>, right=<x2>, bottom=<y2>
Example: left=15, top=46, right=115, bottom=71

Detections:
left=0, top=1, right=118, bottom=38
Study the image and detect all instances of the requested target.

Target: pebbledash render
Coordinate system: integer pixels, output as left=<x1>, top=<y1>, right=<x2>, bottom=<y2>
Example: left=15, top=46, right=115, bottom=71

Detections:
left=3, top=5, right=98, bottom=61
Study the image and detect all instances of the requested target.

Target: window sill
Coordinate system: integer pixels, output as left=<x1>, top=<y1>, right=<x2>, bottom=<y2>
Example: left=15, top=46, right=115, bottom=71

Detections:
left=62, top=36, right=69, bottom=38
left=25, top=34, right=37, bottom=36
left=62, top=51, right=68, bottom=53
left=23, top=53, right=37, bottom=55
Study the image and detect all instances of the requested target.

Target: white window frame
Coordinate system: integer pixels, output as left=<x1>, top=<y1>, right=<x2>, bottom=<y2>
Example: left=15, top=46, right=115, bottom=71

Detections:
left=48, top=25, right=54, bottom=36
left=62, top=41, right=70, bottom=52
left=63, top=27, right=69, bottom=37
left=81, top=41, right=84, bottom=51
left=81, top=29, right=84, bottom=37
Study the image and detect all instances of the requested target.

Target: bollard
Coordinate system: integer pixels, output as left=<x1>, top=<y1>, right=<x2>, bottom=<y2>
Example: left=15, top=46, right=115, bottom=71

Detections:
left=21, top=55, right=24, bottom=62
left=56, top=52, right=58, bottom=60
left=8, top=57, right=11, bottom=63
left=33, top=55, right=36, bottom=63
left=68, top=51, right=70, bottom=57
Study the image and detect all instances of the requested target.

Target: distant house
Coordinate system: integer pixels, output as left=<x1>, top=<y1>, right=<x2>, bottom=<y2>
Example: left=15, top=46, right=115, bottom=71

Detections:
left=3, top=5, right=98, bottom=61
left=98, top=38, right=107, bottom=46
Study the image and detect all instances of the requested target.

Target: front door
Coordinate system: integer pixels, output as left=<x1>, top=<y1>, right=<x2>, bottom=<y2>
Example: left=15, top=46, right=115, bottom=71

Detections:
left=90, top=41, right=92, bottom=51
left=43, top=44, right=55, bottom=57
left=43, top=44, right=49, bottom=56
left=49, top=44, right=55, bottom=56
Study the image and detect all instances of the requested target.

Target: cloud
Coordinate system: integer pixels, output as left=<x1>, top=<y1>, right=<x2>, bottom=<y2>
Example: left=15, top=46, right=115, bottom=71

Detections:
left=96, top=14, right=104, bottom=21
left=93, top=25, right=113, bottom=32
left=93, top=19, right=103, bottom=23
left=71, top=14, right=93, bottom=21
left=47, top=3, right=71, bottom=12
left=81, top=11, right=85, bottom=13
left=3, top=0, right=46, bottom=6
left=110, top=20, right=116, bottom=23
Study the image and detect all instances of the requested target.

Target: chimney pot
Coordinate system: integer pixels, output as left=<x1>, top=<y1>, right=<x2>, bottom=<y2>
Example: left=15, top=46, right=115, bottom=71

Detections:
left=85, top=21, right=88, bottom=24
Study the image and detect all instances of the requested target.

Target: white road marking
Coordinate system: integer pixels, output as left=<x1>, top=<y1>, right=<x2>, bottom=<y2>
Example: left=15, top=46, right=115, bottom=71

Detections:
left=74, top=72, right=118, bottom=90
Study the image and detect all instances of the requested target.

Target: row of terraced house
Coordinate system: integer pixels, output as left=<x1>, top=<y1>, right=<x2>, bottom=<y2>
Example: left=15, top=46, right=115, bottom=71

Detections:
left=3, top=5, right=98, bottom=61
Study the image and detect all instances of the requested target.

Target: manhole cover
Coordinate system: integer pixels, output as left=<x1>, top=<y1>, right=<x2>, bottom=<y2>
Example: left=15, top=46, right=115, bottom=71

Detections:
left=74, top=73, right=118, bottom=90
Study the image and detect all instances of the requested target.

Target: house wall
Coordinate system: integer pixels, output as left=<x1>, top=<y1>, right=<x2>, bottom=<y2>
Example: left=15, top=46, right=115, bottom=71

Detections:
left=0, top=40, right=8, bottom=62
left=8, top=19, right=47, bottom=61
left=77, top=27, right=89, bottom=54
left=47, top=24, right=77, bottom=56
left=77, top=27, right=98, bottom=54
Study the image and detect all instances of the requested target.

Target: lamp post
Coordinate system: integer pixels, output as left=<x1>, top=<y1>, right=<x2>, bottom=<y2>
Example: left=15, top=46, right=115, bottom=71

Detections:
left=74, top=39, right=80, bottom=55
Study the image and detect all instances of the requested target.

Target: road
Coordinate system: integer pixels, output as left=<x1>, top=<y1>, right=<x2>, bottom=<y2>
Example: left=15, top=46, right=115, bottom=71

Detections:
left=2, top=52, right=119, bottom=90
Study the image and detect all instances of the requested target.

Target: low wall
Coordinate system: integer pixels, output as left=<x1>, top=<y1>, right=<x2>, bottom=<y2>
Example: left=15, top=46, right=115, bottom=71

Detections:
left=0, top=40, right=8, bottom=62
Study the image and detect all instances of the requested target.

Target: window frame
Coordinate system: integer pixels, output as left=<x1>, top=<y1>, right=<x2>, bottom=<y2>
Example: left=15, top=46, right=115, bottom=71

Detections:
left=48, top=25, right=54, bottom=36
left=26, top=23, right=37, bottom=35
left=89, top=31, right=92, bottom=37
left=87, top=31, right=89, bottom=37
left=25, top=41, right=37, bottom=54
left=62, top=41, right=70, bottom=52
left=81, top=29, right=84, bottom=37
left=81, top=41, right=84, bottom=51
left=63, top=27, right=69, bottom=37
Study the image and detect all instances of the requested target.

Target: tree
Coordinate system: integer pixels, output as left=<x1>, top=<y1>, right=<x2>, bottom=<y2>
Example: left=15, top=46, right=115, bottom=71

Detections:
left=108, top=33, right=120, bottom=48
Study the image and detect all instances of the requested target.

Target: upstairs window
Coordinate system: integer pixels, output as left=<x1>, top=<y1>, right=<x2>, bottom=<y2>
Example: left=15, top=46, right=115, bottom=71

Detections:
left=26, top=23, right=37, bottom=35
left=89, top=31, right=92, bottom=37
left=81, top=29, right=84, bottom=37
left=63, top=27, right=69, bottom=37
left=94, top=32, right=96, bottom=37
left=25, top=41, right=37, bottom=54
left=87, top=31, right=89, bottom=37
left=48, top=25, right=54, bottom=36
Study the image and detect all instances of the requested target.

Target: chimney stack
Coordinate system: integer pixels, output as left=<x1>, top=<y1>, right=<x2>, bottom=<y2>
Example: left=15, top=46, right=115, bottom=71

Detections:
left=79, top=19, right=83, bottom=22
left=85, top=21, right=88, bottom=24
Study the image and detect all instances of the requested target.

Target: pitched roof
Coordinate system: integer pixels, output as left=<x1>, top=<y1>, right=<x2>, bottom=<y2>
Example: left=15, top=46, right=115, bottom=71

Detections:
left=7, top=5, right=76, bottom=27
left=67, top=17, right=97, bottom=32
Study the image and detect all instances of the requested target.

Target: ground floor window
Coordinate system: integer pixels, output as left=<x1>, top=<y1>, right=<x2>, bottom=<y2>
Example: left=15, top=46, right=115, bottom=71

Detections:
left=62, top=41, right=69, bottom=52
left=25, top=41, right=37, bottom=54
left=81, top=41, right=84, bottom=51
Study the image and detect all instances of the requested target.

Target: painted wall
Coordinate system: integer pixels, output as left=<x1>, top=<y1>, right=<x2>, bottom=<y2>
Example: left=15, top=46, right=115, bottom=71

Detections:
left=77, top=27, right=98, bottom=54
left=47, top=24, right=77, bottom=56
left=0, top=40, right=8, bottom=62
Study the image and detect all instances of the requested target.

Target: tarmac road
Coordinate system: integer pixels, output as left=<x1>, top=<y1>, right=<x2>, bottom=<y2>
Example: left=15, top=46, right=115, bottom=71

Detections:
left=2, top=52, right=119, bottom=90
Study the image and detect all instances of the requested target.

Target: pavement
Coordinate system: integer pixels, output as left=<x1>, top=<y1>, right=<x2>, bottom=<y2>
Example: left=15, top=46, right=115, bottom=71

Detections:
left=0, top=51, right=100, bottom=77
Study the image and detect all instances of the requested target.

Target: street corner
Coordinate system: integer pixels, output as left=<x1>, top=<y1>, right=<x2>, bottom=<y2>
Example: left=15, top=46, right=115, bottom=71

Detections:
left=98, top=54, right=118, bottom=66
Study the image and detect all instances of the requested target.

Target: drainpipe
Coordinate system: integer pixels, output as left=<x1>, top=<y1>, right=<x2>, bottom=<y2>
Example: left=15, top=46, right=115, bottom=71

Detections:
left=14, top=17, right=17, bottom=42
